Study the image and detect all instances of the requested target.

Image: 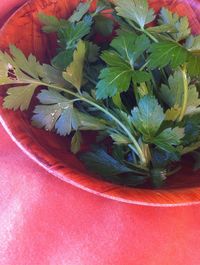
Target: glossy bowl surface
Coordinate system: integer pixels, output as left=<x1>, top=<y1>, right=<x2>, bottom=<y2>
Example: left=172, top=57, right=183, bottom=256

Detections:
left=0, top=0, right=200, bottom=206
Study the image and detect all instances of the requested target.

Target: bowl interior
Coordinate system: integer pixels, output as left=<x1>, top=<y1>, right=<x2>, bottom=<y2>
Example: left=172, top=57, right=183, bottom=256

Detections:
left=1, top=0, right=200, bottom=206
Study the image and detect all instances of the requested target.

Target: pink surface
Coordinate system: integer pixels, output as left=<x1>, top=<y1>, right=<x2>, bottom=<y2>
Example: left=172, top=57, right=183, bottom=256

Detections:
left=1, top=1, right=200, bottom=264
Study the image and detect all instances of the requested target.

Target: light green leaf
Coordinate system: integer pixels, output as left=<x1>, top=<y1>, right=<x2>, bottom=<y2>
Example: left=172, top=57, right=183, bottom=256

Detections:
left=110, top=132, right=130, bottom=145
left=69, top=1, right=92, bottom=23
left=63, top=40, right=86, bottom=91
left=160, top=70, right=184, bottom=107
left=165, top=106, right=181, bottom=121
left=131, top=95, right=165, bottom=138
left=115, top=0, right=155, bottom=29
left=71, top=131, right=82, bottom=154
left=185, top=84, right=200, bottom=115
left=3, top=84, right=37, bottom=111
left=185, top=35, right=200, bottom=53
left=152, top=127, right=184, bottom=153
left=158, top=8, right=191, bottom=41
left=38, top=13, right=60, bottom=33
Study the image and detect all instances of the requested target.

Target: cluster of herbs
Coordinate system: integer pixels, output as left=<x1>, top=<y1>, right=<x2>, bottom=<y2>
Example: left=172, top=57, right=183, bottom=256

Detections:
left=1, top=0, right=200, bottom=187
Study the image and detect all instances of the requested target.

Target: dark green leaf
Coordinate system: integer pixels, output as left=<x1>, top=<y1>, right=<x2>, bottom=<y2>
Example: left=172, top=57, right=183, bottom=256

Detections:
left=80, top=148, right=133, bottom=176
left=94, top=15, right=114, bottom=36
left=51, top=49, right=74, bottom=70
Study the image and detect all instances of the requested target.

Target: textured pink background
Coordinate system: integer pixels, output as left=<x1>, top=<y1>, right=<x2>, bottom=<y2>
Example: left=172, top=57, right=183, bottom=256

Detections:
left=1, top=1, right=200, bottom=264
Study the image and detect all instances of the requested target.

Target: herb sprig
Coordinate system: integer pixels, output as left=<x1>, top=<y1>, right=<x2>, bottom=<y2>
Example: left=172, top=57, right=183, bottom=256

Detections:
left=1, top=0, right=200, bottom=187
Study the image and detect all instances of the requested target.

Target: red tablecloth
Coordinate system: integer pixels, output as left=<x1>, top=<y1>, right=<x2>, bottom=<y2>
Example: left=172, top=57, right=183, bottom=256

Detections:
left=1, top=1, right=200, bottom=265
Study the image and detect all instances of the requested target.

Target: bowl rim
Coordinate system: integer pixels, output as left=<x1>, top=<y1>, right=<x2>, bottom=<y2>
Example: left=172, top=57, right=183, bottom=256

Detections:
left=1, top=0, right=200, bottom=207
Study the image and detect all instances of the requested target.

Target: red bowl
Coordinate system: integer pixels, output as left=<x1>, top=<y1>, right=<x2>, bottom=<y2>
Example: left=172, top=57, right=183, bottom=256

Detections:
left=1, top=0, right=200, bottom=206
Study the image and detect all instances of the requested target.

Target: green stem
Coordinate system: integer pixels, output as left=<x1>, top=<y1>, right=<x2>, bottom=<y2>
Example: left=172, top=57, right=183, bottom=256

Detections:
left=126, top=19, right=158, bottom=43
left=25, top=79, right=147, bottom=165
left=178, top=64, right=188, bottom=122
left=142, top=29, right=158, bottom=43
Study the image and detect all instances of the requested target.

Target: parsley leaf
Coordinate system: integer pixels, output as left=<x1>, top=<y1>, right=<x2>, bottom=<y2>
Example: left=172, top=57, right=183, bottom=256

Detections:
left=149, top=41, right=188, bottom=69
left=3, top=84, right=37, bottom=111
left=96, top=33, right=150, bottom=99
left=160, top=71, right=200, bottom=116
left=160, top=70, right=184, bottom=107
left=110, top=31, right=150, bottom=66
left=63, top=40, right=86, bottom=91
left=158, top=8, right=191, bottom=41
left=149, top=41, right=200, bottom=76
left=71, top=131, right=82, bottom=154
left=38, top=13, right=61, bottom=33
left=80, top=148, right=133, bottom=176
left=69, top=1, right=92, bottom=23
left=131, top=95, right=165, bottom=138
left=32, top=89, right=79, bottom=136
left=152, top=127, right=184, bottom=153
left=115, top=0, right=155, bottom=29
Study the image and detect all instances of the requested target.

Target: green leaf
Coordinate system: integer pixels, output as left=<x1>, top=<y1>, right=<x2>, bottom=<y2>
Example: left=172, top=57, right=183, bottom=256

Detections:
left=63, top=40, right=86, bottom=91
left=131, top=95, right=165, bottom=137
left=165, top=106, right=181, bottom=121
left=0, top=46, right=50, bottom=111
left=158, top=8, right=191, bottom=41
left=75, top=111, right=108, bottom=131
left=71, top=131, right=82, bottom=154
left=94, top=15, right=114, bottom=36
left=152, top=127, right=184, bottom=153
left=149, top=40, right=200, bottom=76
left=38, top=13, right=60, bottom=33
left=9, top=45, right=44, bottom=79
left=160, top=70, right=184, bottom=107
left=185, top=84, right=200, bottom=115
left=147, top=24, right=177, bottom=34
left=96, top=49, right=150, bottom=99
left=110, top=132, right=130, bottom=145
left=185, top=35, right=200, bottom=52
left=96, top=65, right=149, bottom=99
left=51, top=49, right=74, bottom=70
left=80, top=148, right=133, bottom=176
left=3, top=84, right=37, bottom=111
left=149, top=41, right=188, bottom=69
left=160, top=72, right=200, bottom=115
left=69, top=1, right=92, bottom=23
left=85, top=41, right=100, bottom=63
left=187, top=53, right=200, bottom=76
left=115, top=0, right=155, bottom=29
left=57, top=16, right=92, bottom=49
left=32, top=89, right=78, bottom=136
left=110, top=32, right=150, bottom=66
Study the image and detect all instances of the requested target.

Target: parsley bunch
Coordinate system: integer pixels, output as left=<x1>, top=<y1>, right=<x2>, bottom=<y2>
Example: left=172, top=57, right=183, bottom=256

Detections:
left=1, top=0, right=200, bottom=187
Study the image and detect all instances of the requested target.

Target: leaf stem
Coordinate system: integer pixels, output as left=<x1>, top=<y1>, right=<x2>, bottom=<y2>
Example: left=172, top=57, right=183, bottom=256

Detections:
left=126, top=19, right=158, bottom=43
left=178, top=64, right=188, bottom=122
